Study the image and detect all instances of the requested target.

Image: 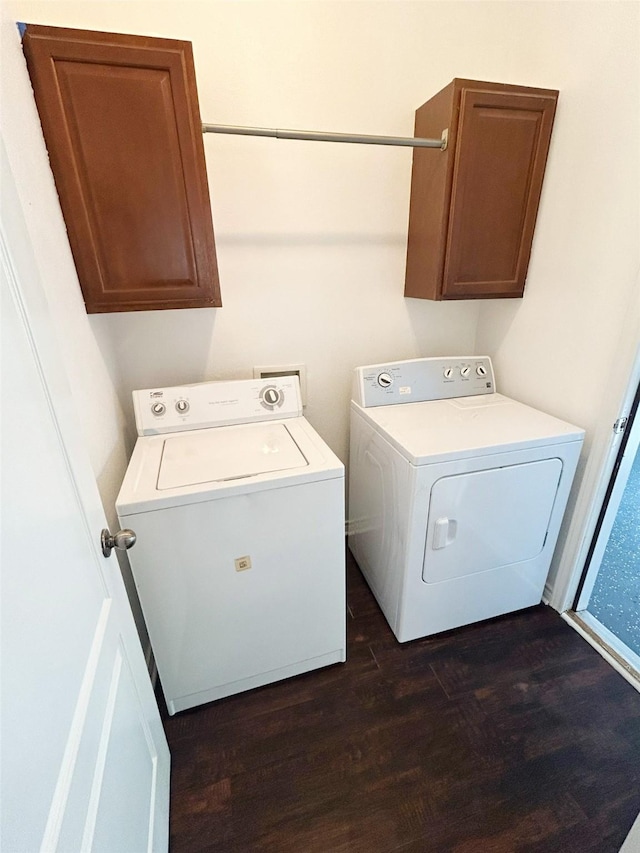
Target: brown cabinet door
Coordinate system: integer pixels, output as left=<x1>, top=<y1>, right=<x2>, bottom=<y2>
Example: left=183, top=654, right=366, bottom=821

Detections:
left=404, top=79, right=558, bottom=301
left=22, top=25, right=221, bottom=312
left=442, top=87, right=557, bottom=299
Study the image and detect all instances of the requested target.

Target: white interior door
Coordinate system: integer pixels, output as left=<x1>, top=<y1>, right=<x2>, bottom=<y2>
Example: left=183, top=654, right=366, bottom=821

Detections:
left=0, top=142, right=169, bottom=852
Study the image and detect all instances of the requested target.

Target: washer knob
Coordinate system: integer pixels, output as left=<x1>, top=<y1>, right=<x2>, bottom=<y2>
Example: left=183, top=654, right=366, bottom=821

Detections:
left=460, top=366, right=471, bottom=378
left=377, top=372, right=393, bottom=388
left=176, top=399, right=189, bottom=414
left=260, top=386, right=283, bottom=409
left=476, top=364, right=488, bottom=377
left=151, top=402, right=166, bottom=416
left=443, top=367, right=454, bottom=380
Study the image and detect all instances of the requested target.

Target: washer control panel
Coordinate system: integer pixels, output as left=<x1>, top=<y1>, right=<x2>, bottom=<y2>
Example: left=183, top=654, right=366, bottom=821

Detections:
left=353, top=356, right=495, bottom=407
left=133, top=376, right=302, bottom=435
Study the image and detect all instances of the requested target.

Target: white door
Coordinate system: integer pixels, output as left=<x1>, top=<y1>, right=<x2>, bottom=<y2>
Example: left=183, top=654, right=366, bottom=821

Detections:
left=0, top=143, right=169, bottom=852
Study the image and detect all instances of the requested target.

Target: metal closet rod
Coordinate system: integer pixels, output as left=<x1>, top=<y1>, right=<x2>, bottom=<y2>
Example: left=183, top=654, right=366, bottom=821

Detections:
left=202, top=123, right=448, bottom=150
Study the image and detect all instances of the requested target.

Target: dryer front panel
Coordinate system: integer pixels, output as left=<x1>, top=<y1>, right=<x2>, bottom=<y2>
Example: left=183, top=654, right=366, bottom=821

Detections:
left=423, top=458, right=563, bottom=583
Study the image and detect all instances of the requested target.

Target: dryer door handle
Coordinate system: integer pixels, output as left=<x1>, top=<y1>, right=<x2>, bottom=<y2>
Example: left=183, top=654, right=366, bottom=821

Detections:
left=433, top=517, right=457, bottom=550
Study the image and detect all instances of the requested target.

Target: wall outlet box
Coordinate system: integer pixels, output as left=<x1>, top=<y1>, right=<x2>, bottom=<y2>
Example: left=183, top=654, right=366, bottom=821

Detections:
left=253, top=364, right=307, bottom=406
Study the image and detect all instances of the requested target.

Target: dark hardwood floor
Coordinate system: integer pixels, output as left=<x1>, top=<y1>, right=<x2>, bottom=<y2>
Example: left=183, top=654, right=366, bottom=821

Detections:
left=162, top=550, right=640, bottom=852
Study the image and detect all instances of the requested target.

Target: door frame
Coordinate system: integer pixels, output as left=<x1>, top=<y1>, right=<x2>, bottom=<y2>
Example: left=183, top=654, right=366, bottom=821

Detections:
left=575, top=378, right=640, bottom=611
left=567, top=370, right=640, bottom=686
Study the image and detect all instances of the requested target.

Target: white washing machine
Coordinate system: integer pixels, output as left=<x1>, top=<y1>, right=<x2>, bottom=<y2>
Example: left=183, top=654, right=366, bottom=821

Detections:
left=117, top=376, right=345, bottom=714
left=348, top=356, right=584, bottom=643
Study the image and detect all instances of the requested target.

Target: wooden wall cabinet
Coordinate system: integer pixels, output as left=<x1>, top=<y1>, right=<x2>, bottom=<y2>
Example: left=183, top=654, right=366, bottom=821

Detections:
left=405, top=79, right=558, bottom=301
left=22, top=25, right=221, bottom=313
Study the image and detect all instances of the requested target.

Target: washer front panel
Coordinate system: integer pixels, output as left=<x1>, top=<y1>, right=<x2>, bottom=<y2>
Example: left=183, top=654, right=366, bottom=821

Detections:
left=122, top=476, right=346, bottom=713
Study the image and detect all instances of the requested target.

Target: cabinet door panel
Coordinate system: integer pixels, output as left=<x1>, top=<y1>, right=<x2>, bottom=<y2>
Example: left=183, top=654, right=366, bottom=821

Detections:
left=442, top=89, right=556, bottom=299
left=23, top=26, right=221, bottom=312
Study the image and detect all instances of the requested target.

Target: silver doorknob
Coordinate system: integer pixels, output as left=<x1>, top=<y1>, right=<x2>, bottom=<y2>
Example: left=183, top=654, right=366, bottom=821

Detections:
left=101, top=528, right=137, bottom=558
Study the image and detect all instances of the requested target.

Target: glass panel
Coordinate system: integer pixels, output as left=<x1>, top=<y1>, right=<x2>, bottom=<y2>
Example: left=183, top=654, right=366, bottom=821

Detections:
left=586, top=444, right=640, bottom=657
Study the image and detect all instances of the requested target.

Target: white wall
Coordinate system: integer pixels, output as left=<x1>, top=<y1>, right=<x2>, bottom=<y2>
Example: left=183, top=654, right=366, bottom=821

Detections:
left=476, top=1, right=639, bottom=424
left=4, top=0, right=492, bottom=467
left=1, top=7, right=132, bottom=519
left=473, top=3, right=640, bottom=596
left=3, top=1, right=638, bottom=605
left=1, top=5, right=147, bottom=641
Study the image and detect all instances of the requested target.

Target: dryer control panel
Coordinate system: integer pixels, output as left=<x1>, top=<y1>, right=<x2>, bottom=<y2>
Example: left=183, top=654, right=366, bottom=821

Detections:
left=353, top=357, right=495, bottom=407
left=133, top=376, right=303, bottom=435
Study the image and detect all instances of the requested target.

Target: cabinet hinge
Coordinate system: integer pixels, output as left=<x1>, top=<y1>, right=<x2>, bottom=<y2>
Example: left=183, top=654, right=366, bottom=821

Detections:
left=613, top=417, right=628, bottom=435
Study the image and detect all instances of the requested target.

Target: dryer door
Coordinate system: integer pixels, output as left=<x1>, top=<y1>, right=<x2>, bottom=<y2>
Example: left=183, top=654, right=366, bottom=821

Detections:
left=423, top=458, right=562, bottom=583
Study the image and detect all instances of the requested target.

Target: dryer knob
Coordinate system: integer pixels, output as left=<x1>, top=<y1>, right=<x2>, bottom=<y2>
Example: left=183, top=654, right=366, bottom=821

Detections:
left=377, top=372, right=393, bottom=388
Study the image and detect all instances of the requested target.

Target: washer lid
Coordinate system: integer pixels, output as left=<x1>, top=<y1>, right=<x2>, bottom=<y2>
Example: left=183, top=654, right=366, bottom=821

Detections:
left=352, top=393, right=584, bottom=464
left=157, top=423, right=307, bottom=489
left=117, top=416, right=344, bottom=516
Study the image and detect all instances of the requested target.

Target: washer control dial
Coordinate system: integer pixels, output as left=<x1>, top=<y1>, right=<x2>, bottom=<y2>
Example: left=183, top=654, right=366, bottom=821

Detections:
left=460, top=366, right=471, bottom=378
left=151, top=402, right=166, bottom=416
left=443, top=367, right=454, bottom=380
left=476, top=364, right=488, bottom=377
left=377, top=372, right=393, bottom=388
left=176, top=399, right=190, bottom=414
left=260, top=386, right=283, bottom=410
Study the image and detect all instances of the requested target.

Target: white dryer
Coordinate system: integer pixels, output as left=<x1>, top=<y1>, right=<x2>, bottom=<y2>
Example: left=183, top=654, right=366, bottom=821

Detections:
left=348, top=357, right=584, bottom=643
left=117, top=376, right=345, bottom=714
